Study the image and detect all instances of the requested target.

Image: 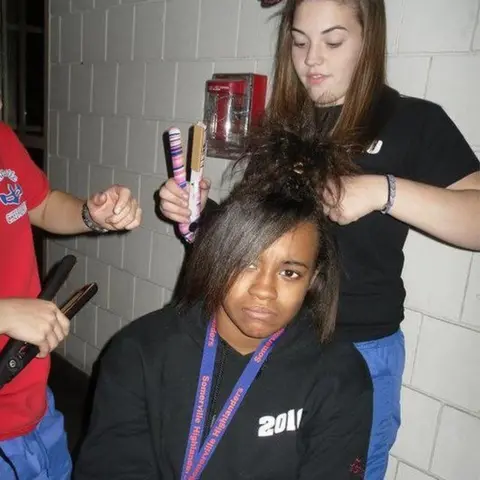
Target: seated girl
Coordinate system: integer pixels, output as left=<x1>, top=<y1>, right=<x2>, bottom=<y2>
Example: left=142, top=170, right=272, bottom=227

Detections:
left=74, top=132, right=373, bottom=480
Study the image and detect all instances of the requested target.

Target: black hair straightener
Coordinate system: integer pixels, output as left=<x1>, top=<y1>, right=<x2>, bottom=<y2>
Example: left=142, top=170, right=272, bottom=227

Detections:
left=0, top=254, right=98, bottom=389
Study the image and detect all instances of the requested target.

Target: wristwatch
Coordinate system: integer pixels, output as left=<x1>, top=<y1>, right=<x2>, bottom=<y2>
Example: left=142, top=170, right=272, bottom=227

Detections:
left=81, top=203, right=109, bottom=233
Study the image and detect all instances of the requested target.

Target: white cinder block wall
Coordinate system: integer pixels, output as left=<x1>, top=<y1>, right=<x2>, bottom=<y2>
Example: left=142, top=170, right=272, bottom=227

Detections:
left=47, top=0, right=479, bottom=478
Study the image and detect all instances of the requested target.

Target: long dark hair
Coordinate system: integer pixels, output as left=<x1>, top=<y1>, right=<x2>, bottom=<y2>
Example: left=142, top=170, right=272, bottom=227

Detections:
left=177, top=128, right=352, bottom=342
left=267, top=0, right=387, bottom=155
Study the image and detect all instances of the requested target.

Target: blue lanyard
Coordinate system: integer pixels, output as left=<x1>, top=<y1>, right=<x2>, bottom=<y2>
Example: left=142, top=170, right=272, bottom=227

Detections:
left=181, top=317, right=284, bottom=480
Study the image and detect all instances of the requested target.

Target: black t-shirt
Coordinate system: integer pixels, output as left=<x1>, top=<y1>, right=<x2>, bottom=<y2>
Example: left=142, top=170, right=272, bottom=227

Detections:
left=201, top=87, right=479, bottom=343
left=332, top=86, right=479, bottom=342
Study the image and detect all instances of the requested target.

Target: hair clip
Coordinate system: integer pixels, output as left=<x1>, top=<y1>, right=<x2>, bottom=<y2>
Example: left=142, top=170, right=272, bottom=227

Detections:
left=293, top=162, right=304, bottom=175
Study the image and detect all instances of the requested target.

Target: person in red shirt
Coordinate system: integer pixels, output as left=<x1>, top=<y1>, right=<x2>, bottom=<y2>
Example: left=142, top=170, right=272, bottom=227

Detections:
left=0, top=121, right=142, bottom=479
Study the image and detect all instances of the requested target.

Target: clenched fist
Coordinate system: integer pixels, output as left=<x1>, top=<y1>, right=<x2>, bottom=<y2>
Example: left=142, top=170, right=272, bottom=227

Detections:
left=0, top=298, right=70, bottom=358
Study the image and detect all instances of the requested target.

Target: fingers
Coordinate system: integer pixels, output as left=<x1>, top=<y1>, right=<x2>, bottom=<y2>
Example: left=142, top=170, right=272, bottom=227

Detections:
left=36, top=305, right=70, bottom=357
left=161, top=178, right=189, bottom=207
left=200, top=178, right=211, bottom=210
left=3, top=299, right=72, bottom=358
left=90, top=192, right=108, bottom=208
left=106, top=198, right=142, bottom=230
left=327, top=210, right=341, bottom=224
left=124, top=206, right=142, bottom=231
left=45, top=307, right=70, bottom=350
left=159, top=178, right=191, bottom=223
left=322, top=184, right=336, bottom=208
left=200, top=178, right=211, bottom=191
left=36, top=343, right=50, bottom=358
left=44, top=330, right=60, bottom=355
left=54, top=308, right=71, bottom=337
left=111, top=186, right=131, bottom=215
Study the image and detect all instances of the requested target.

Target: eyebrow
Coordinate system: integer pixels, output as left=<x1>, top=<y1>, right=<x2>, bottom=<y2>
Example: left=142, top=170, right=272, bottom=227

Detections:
left=291, top=25, right=348, bottom=35
left=283, top=260, right=310, bottom=269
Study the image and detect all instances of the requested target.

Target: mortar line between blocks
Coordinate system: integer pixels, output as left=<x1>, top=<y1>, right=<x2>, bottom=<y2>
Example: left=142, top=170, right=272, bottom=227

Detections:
left=161, top=0, right=166, bottom=60
left=423, top=56, right=433, bottom=99
left=393, top=0, right=406, bottom=54
left=131, top=3, right=136, bottom=61
left=470, top=0, right=480, bottom=51
left=396, top=458, right=445, bottom=480
left=458, top=252, right=474, bottom=322
left=195, top=0, right=202, bottom=60
left=402, top=306, right=480, bottom=334
left=402, top=384, right=480, bottom=420
left=234, top=0, right=242, bottom=57
left=428, top=403, right=445, bottom=472
left=406, top=313, right=423, bottom=384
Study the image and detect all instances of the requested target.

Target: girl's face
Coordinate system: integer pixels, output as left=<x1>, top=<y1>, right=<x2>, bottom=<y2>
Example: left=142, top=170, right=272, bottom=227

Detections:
left=217, top=222, right=320, bottom=354
left=291, top=0, right=363, bottom=106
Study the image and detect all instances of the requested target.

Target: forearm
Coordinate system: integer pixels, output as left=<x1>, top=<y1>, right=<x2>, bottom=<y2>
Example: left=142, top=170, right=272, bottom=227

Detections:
left=390, top=178, right=480, bottom=250
left=0, top=299, right=12, bottom=335
left=30, top=190, right=90, bottom=234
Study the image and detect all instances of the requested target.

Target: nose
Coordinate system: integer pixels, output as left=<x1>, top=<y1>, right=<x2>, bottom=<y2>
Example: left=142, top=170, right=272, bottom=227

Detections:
left=305, top=43, right=324, bottom=67
left=248, top=271, right=277, bottom=301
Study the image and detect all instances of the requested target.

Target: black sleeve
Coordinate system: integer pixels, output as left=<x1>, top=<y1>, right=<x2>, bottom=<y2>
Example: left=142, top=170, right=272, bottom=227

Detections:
left=297, top=345, right=373, bottom=479
left=74, top=335, right=158, bottom=480
left=407, top=102, right=479, bottom=188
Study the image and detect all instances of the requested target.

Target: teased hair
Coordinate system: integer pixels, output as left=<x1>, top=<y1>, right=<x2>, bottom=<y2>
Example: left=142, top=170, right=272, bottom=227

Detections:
left=177, top=127, right=354, bottom=342
left=239, top=113, right=359, bottom=207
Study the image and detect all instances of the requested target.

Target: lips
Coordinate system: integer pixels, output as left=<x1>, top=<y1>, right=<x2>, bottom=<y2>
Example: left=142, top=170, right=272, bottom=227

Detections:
left=306, top=74, right=328, bottom=85
left=242, top=306, right=277, bottom=320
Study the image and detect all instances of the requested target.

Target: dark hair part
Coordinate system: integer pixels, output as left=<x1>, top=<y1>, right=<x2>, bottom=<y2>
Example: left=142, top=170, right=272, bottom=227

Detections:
left=177, top=129, right=351, bottom=342
left=267, top=0, right=387, bottom=154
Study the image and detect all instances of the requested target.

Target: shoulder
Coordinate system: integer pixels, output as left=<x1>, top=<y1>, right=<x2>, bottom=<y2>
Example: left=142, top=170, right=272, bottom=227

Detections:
left=0, top=122, right=44, bottom=174
left=382, top=91, right=448, bottom=129
left=371, top=88, right=453, bottom=142
left=113, top=303, right=183, bottom=349
left=381, top=91, right=464, bottom=145
left=99, top=303, right=206, bottom=384
left=97, top=304, right=187, bottom=377
left=375, top=86, right=446, bottom=126
left=0, top=123, right=20, bottom=156
left=397, top=94, right=445, bottom=116
left=107, top=302, right=205, bottom=357
left=0, top=122, right=15, bottom=138
left=0, top=123, right=25, bottom=153
left=318, top=341, right=372, bottom=396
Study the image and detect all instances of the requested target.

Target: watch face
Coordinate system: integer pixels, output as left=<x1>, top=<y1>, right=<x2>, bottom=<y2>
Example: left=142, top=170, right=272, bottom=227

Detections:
left=259, top=0, right=283, bottom=7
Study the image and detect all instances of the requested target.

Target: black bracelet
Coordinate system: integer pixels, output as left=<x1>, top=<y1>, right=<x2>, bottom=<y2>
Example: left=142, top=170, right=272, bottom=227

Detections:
left=81, top=203, right=109, bottom=233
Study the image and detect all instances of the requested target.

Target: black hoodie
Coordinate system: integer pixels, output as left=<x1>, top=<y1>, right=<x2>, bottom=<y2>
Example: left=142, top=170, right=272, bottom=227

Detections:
left=75, top=304, right=373, bottom=479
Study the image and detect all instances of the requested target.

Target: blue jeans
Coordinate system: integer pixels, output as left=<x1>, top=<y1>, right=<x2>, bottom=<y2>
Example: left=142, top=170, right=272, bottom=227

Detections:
left=0, top=388, right=72, bottom=480
left=355, top=330, right=405, bottom=480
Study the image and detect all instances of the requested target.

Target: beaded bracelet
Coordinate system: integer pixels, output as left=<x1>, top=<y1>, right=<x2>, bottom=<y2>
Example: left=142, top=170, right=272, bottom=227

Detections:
left=381, top=174, right=396, bottom=215
left=81, top=203, right=109, bottom=233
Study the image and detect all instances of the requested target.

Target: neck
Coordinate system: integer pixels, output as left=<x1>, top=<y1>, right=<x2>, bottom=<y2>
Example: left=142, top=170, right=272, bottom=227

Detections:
left=215, top=309, right=262, bottom=355
left=315, top=95, right=345, bottom=108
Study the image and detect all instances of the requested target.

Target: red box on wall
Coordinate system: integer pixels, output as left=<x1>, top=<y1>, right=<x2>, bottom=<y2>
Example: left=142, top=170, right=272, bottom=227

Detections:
left=203, top=73, right=267, bottom=160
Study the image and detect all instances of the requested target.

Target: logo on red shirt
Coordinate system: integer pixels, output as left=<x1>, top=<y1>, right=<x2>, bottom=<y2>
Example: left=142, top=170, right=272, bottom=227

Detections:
left=0, top=183, right=23, bottom=206
left=0, top=169, right=27, bottom=224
